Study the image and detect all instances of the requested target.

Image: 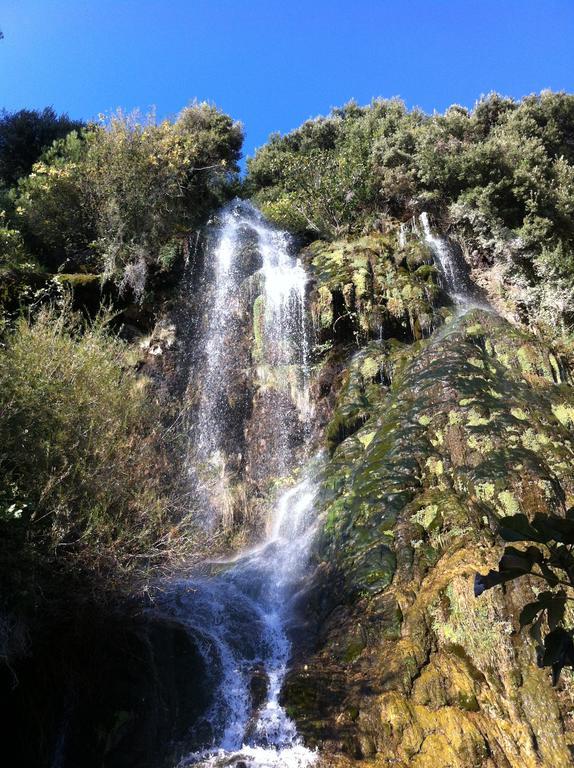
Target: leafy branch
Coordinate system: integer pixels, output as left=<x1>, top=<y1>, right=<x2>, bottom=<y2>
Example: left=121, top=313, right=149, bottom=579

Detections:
left=475, top=512, right=574, bottom=684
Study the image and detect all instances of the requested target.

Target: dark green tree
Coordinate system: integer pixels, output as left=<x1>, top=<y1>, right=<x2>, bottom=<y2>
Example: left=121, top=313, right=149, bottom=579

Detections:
left=0, top=107, right=84, bottom=187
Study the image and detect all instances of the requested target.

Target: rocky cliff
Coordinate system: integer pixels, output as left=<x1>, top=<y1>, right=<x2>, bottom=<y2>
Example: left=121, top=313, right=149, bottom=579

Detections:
left=281, top=230, right=574, bottom=767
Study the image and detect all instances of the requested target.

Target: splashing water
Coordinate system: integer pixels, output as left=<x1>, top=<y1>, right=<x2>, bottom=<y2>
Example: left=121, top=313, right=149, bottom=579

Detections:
left=156, top=471, right=319, bottom=768
left=166, top=202, right=317, bottom=768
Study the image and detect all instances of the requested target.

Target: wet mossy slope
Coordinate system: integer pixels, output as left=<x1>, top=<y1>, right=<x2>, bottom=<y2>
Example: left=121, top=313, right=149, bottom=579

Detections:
left=286, top=235, right=574, bottom=768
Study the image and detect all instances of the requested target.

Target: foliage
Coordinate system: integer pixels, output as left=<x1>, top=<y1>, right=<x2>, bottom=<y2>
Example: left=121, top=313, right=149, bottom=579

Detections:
left=475, top=512, right=574, bottom=684
left=0, top=303, right=173, bottom=580
left=247, top=91, right=574, bottom=332
left=0, top=210, right=33, bottom=270
left=12, top=130, right=96, bottom=270
left=11, top=103, right=243, bottom=289
left=0, top=107, right=84, bottom=187
left=247, top=99, right=419, bottom=237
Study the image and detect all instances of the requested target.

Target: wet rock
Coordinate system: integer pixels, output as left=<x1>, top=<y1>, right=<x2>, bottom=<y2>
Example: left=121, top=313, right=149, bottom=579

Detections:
left=250, top=664, right=269, bottom=712
left=290, top=308, right=574, bottom=766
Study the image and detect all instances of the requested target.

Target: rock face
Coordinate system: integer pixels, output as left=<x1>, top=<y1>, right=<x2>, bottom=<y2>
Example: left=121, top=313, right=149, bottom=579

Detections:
left=7, top=217, right=574, bottom=768
left=282, top=234, right=574, bottom=767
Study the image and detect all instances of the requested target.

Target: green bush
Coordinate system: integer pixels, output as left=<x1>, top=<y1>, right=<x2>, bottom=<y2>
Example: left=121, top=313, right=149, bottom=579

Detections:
left=247, top=91, right=574, bottom=332
left=0, top=304, right=171, bottom=575
left=14, top=103, right=243, bottom=288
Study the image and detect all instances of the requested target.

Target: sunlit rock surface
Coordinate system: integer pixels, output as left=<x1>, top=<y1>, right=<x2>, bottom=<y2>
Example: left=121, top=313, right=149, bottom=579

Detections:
left=283, top=232, right=574, bottom=767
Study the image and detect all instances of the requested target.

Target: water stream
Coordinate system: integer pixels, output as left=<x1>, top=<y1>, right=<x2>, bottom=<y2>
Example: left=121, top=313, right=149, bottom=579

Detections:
left=420, top=211, right=475, bottom=307
left=160, top=202, right=317, bottom=768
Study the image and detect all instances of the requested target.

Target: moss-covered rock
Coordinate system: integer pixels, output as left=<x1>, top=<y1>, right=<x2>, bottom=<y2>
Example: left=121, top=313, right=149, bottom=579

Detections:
left=290, top=308, right=574, bottom=767
left=305, top=234, right=439, bottom=345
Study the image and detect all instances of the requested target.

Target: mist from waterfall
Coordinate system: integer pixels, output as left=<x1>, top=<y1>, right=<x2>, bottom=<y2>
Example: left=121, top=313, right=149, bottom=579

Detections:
left=161, top=201, right=317, bottom=768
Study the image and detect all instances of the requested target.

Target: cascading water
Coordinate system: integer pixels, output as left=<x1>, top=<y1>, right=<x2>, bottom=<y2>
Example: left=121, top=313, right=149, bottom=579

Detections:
left=190, top=206, right=244, bottom=529
left=196, top=208, right=241, bottom=464
left=189, top=202, right=310, bottom=528
left=160, top=201, right=317, bottom=768
left=247, top=209, right=310, bottom=471
left=420, top=211, right=476, bottom=306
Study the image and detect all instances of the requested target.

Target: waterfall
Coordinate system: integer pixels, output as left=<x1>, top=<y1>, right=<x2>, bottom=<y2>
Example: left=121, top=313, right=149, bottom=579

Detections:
left=190, top=201, right=310, bottom=528
left=196, top=206, right=241, bottom=464
left=161, top=201, right=317, bottom=768
left=420, top=211, right=474, bottom=306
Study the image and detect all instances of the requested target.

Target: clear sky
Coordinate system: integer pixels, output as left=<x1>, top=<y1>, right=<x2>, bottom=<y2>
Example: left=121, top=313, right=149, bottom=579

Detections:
left=1, top=0, right=574, bottom=164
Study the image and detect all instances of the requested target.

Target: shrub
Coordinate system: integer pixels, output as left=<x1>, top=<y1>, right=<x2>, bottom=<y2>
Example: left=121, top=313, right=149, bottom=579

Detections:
left=14, top=103, right=243, bottom=286
left=0, top=304, right=171, bottom=577
left=0, top=211, right=31, bottom=270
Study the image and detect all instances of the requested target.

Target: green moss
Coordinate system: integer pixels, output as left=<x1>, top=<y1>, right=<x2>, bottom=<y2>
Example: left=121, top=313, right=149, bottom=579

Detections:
left=498, top=490, right=520, bottom=516
left=466, top=408, right=491, bottom=427
left=411, top=504, right=440, bottom=530
left=457, top=693, right=480, bottom=712
left=552, top=402, right=574, bottom=427
left=476, top=482, right=496, bottom=502
left=358, top=431, right=376, bottom=449
left=510, top=407, right=528, bottom=420
left=426, top=457, right=444, bottom=476
left=54, top=273, right=101, bottom=287
left=467, top=434, right=494, bottom=453
left=307, top=233, right=439, bottom=342
left=549, top=353, right=562, bottom=383
left=343, top=639, right=365, bottom=662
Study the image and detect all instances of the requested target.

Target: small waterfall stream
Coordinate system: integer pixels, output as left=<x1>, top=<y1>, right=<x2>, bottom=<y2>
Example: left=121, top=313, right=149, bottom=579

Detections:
left=420, top=211, right=479, bottom=307
left=160, top=202, right=317, bottom=768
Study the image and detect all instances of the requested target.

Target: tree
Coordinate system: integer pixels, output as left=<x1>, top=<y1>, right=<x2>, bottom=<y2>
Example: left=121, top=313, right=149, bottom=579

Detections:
left=0, top=107, right=84, bottom=187
left=14, top=103, right=243, bottom=283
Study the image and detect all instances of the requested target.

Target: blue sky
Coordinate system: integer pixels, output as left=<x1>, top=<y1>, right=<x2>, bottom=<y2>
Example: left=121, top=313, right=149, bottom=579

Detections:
left=1, top=0, right=573, bottom=164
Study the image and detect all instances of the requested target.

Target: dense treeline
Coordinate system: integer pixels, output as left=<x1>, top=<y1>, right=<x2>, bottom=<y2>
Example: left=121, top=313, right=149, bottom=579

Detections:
left=247, top=91, right=574, bottom=333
